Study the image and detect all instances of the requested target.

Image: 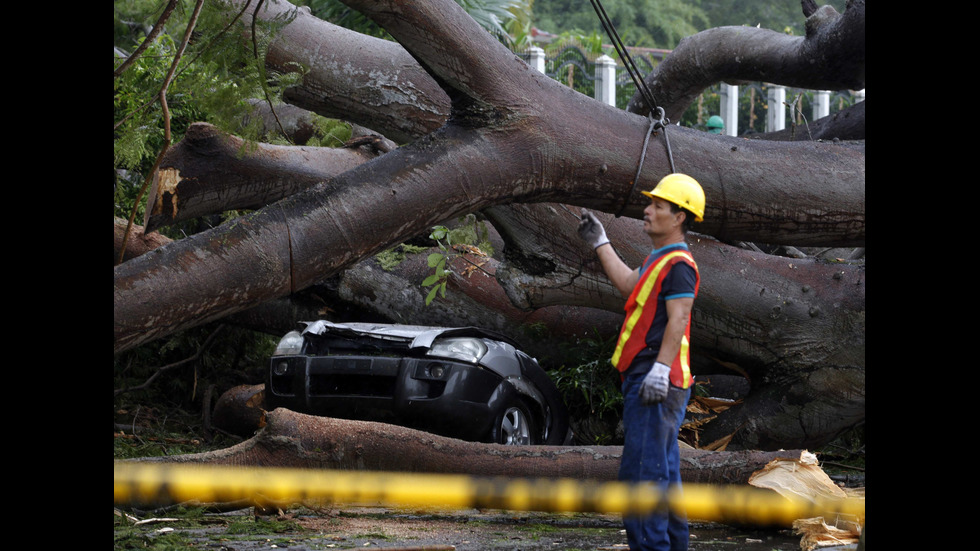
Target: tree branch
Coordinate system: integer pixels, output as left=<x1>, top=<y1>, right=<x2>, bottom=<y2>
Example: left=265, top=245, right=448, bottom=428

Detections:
left=625, top=1, right=865, bottom=123
left=113, top=0, right=180, bottom=78
left=114, top=324, right=226, bottom=398
left=117, top=0, right=206, bottom=265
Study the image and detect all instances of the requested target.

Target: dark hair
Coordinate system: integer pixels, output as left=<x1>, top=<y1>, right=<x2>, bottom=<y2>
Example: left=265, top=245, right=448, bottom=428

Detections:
left=668, top=203, right=696, bottom=233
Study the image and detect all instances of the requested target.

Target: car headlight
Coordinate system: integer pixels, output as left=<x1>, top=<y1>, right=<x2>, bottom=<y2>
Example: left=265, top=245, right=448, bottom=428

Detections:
left=426, top=337, right=487, bottom=364
left=273, top=330, right=305, bottom=356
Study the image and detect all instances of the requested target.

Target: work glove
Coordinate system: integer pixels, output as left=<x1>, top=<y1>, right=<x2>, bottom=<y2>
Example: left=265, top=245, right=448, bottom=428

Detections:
left=578, top=209, right=610, bottom=249
left=639, top=362, right=671, bottom=405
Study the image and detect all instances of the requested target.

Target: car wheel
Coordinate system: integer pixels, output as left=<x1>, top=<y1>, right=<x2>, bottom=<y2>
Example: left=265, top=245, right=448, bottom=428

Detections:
left=491, top=401, right=536, bottom=445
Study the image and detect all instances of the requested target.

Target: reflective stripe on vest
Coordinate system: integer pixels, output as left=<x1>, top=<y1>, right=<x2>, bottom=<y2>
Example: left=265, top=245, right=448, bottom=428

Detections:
left=610, top=249, right=698, bottom=388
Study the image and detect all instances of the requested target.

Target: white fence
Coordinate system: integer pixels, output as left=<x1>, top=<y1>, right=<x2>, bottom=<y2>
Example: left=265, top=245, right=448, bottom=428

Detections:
left=524, top=45, right=865, bottom=136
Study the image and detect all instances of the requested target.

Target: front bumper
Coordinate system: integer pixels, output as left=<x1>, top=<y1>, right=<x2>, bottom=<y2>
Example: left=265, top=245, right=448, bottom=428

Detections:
left=267, top=354, right=512, bottom=441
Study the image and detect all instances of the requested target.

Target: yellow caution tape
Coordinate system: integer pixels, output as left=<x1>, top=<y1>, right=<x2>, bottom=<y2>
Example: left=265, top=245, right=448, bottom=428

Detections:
left=113, top=461, right=864, bottom=526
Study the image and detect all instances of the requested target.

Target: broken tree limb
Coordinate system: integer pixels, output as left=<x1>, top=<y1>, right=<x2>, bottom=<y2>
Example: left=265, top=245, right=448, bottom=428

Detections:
left=143, top=122, right=385, bottom=233
left=114, top=217, right=172, bottom=262
left=142, top=407, right=805, bottom=485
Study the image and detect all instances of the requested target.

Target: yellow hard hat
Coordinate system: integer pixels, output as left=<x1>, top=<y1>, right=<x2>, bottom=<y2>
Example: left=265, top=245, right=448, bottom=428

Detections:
left=641, top=173, right=705, bottom=222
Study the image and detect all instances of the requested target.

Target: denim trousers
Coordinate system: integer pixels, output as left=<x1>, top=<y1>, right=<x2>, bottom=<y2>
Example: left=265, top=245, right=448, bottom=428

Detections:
left=618, top=368, right=692, bottom=551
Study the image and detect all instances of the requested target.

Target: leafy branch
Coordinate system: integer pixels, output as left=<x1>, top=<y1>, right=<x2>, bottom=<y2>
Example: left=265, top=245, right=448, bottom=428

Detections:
left=422, top=226, right=454, bottom=305
left=421, top=220, right=495, bottom=306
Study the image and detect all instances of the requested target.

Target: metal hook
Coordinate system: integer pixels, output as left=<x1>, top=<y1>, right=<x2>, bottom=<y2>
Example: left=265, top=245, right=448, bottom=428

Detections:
left=651, top=106, right=667, bottom=129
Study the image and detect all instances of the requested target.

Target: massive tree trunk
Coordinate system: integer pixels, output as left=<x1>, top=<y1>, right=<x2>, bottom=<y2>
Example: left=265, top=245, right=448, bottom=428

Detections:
left=115, top=10, right=864, bottom=348
left=114, top=0, right=865, bottom=451
left=157, top=406, right=806, bottom=485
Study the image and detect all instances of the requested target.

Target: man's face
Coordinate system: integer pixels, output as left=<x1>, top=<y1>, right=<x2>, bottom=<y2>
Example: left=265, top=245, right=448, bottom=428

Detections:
left=643, top=197, right=682, bottom=239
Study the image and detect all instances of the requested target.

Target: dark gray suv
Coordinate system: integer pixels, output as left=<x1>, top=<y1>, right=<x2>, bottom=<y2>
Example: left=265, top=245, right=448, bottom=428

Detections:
left=267, top=321, right=571, bottom=445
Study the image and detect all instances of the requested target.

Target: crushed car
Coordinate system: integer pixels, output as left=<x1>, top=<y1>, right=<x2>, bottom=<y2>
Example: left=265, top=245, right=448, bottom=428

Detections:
left=266, top=321, right=571, bottom=445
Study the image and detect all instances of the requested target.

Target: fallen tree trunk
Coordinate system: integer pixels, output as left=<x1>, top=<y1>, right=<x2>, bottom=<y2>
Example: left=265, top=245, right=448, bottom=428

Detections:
left=148, top=407, right=805, bottom=485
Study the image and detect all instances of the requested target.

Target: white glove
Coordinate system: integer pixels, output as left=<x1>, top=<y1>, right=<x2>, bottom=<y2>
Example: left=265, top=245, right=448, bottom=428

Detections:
left=578, top=209, right=610, bottom=249
left=639, top=362, right=671, bottom=405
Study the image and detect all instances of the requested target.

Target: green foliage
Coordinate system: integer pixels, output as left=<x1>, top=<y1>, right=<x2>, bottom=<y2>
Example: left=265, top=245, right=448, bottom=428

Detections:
left=114, top=506, right=305, bottom=550
left=699, top=0, right=848, bottom=36
left=457, top=0, right=525, bottom=38
left=421, top=215, right=495, bottom=305
left=113, top=1, right=301, bottom=176
left=532, top=0, right=848, bottom=47
left=226, top=516, right=303, bottom=535
left=113, top=1, right=353, bottom=235
left=532, top=0, right=709, bottom=49
left=547, top=29, right=606, bottom=55
left=307, top=116, right=354, bottom=147
left=422, top=225, right=454, bottom=305
left=546, top=329, right=623, bottom=419
left=375, top=243, right=429, bottom=271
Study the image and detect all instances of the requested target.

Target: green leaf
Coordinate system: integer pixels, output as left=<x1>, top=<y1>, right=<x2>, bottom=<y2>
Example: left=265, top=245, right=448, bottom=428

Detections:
left=427, top=252, right=444, bottom=267
left=422, top=274, right=440, bottom=287
left=425, top=285, right=440, bottom=305
left=429, top=226, right=448, bottom=240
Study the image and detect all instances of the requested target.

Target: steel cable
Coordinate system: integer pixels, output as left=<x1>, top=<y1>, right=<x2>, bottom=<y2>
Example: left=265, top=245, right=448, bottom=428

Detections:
left=588, top=0, right=677, bottom=217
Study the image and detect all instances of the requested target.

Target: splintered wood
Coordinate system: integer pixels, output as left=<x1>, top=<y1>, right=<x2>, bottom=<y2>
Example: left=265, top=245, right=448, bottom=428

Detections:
left=748, top=451, right=863, bottom=550
left=792, top=517, right=863, bottom=550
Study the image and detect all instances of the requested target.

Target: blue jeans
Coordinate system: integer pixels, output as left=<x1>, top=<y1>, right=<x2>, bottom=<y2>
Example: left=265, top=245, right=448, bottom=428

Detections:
left=618, top=368, right=692, bottom=551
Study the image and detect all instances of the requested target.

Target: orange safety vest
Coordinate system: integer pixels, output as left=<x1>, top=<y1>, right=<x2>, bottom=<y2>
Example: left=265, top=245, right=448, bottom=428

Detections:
left=610, top=248, right=699, bottom=388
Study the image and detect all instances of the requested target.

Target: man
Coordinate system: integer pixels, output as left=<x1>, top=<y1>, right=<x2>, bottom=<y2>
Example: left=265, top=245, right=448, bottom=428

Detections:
left=577, top=173, right=705, bottom=551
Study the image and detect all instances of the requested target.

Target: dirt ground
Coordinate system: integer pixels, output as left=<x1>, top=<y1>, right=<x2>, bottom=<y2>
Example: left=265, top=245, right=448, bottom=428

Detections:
left=123, top=502, right=854, bottom=550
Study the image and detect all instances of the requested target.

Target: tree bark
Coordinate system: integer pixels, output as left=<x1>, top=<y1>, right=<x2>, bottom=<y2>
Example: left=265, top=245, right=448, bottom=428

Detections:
left=750, top=100, right=865, bottom=142
left=244, top=0, right=449, bottom=144
left=152, top=406, right=806, bottom=485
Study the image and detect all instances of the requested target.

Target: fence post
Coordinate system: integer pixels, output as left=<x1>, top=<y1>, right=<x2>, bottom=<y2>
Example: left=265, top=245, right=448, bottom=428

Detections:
left=813, top=90, right=831, bottom=120
left=594, top=54, right=617, bottom=106
left=720, top=83, right=739, bottom=136
left=528, top=46, right=546, bottom=74
left=766, top=84, right=786, bottom=132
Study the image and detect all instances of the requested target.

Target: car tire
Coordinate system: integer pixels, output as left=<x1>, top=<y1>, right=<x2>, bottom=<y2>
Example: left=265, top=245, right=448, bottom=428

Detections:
left=516, top=358, right=571, bottom=446
left=490, top=400, right=537, bottom=445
